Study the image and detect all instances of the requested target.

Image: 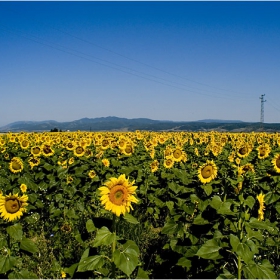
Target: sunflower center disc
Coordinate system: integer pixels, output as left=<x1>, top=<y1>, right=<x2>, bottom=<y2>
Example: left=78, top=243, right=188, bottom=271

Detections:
left=173, top=150, right=181, bottom=159
left=76, top=147, right=84, bottom=154
left=239, top=147, right=248, bottom=155
left=109, top=185, right=128, bottom=206
left=276, top=158, right=280, bottom=168
left=5, top=199, right=20, bottom=213
left=12, top=162, right=21, bottom=170
left=201, top=165, right=213, bottom=179
left=33, top=147, right=40, bottom=154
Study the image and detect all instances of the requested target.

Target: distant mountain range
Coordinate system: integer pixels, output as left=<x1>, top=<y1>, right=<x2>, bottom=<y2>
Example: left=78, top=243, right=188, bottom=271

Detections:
left=0, top=117, right=280, bottom=132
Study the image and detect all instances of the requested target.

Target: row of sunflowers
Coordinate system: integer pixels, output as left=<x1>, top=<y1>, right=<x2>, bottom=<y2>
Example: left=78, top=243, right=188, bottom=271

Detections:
left=0, top=130, right=280, bottom=279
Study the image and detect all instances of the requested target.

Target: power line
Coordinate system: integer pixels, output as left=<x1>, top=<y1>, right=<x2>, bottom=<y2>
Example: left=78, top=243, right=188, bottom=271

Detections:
left=0, top=24, right=253, bottom=101
left=0, top=4, right=256, bottom=98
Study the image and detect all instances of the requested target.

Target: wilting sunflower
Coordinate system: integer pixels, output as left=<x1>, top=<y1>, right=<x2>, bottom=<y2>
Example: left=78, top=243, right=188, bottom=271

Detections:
left=272, top=153, right=280, bottom=173
left=256, top=192, right=265, bottom=221
left=98, top=174, right=138, bottom=216
left=198, top=160, right=218, bottom=184
left=9, top=157, right=24, bottom=173
left=0, top=193, right=28, bottom=221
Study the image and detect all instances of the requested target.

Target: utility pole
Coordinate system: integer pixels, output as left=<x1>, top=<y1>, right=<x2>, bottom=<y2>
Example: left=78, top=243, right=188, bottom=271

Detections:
left=259, top=94, right=266, bottom=130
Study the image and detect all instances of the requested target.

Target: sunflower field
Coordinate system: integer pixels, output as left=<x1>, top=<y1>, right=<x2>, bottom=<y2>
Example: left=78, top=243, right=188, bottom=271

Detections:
left=1, top=130, right=280, bottom=279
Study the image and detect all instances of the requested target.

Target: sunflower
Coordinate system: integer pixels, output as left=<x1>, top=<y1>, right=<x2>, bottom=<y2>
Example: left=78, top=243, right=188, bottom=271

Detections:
left=122, top=143, right=134, bottom=156
left=88, top=170, right=96, bottom=179
left=98, top=174, right=138, bottom=216
left=0, top=193, right=28, bottom=221
left=20, top=140, right=30, bottom=150
left=272, top=153, right=280, bottom=173
left=9, top=157, right=24, bottom=173
left=256, top=192, right=265, bottom=221
left=198, top=160, right=218, bottom=184
left=172, top=147, right=185, bottom=162
left=74, top=146, right=85, bottom=157
left=41, top=144, right=55, bottom=157
left=20, top=184, right=27, bottom=193
left=163, top=157, right=174, bottom=169
left=257, top=143, right=271, bottom=159
left=150, top=160, right=159, bottom=173
left=31, top=146, right=41, bottom=157
left=28, top=157, right=40, bottom=169
left=102, top=158, right=110, bottom=167
left=236, top=144, right=251, bottom=158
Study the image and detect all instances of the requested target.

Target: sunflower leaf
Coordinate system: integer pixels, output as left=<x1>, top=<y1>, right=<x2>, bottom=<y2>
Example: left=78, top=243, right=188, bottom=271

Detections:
left=77, top=255, right=105, bottom=272
left=20, top=237, right=38, bottom=254
left=86, top=219, right=96, bottom=232
left=8, top=269, right=38, bottom=279
left=93, top=227, right=116, bottom=247
left=6, top=224, right=23, bottom=241
left=123, top=213, right=139, bottom=224
left=113, top=240, right=139, bottom=276
left=0, top=255, right=17, bottom=274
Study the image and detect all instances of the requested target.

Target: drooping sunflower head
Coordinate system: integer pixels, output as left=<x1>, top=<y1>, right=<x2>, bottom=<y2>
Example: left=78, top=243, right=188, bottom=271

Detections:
left=0, top=193, right=28, bottom=222
left=198, top=160, right=218, bottom=184
left=150, top=160, right=159, bottom=173
left=98, top=174, right=138, bottom=216
left=9, top=157, right=24, bottom=173
left=272, top=154, right=280, bottom=173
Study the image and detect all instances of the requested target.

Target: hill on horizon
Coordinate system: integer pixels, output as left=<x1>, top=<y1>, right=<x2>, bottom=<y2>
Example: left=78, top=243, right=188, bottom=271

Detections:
left=0, top=116, right=279, bottom=132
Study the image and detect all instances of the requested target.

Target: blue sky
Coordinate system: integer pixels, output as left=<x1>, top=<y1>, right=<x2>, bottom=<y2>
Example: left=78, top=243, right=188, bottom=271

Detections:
left=0, top=1, right=280, bottom=127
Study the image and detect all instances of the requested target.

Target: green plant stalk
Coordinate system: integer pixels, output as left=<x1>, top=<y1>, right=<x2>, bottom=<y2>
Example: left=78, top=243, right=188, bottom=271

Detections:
left=111, top=215, right=117, bottom=279
left=237, top=255, right=242, bottom=279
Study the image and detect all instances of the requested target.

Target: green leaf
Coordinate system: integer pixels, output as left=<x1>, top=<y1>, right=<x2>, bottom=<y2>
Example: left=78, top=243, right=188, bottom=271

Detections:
left=0, top=255, right=17, bottom=274
left=176, top=257, right=192, bottom=270
left=20, top=237, right=38, bottom=254
left=86, top=219, right=96, bottom=233
left=113, top=240, right=139, bottom=276
left=229, top=234, right=239, bottom=252
left=218, top=201, right=235, bottom=216
left=217, top=269, right=236, bottom=279
left=123, top=213, right=139, bottom=224
left=8, top=269, right=38, bottom=279
left=236, top=242, right=254, bottom=264
left=6, top=224, right=23, bottom=240
left=244, top=196, right=256, bottom=209
left=161, top=219, right=178, bottom=235
left=166, top=201, right=174, bottom=211
left=202, top=184, right=212, bottom=196
left=77, top=255, right=105, bottom=272
left=136, top=267, right=149, bottom=279
left=64, top=263, right=79, bottom=278
left=210, top=196, right=222, bottom=210
left=243, top=262, right=277, bottom=279
left=193, top=214, right=209, bottom=225
left=196, top=239, right=221, bottom=260
left=93, top=227, right=115, bottom=247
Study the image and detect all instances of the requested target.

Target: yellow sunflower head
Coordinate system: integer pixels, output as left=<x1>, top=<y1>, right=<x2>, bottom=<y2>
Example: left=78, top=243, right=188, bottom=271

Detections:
left=198, top=160, right=218, bottom=184
left=20, top=184, right=27, bottom=193
left=102, top=158, right=110, bottom=167
left=98, top=174, right=138, bottom=216
left=0, top=193, right=28, bottom=221
left=272, top=153, right=280, bottom=173
left=88, top=170, right=96, bottom=179
left=9, top=157, right=24, bottom=173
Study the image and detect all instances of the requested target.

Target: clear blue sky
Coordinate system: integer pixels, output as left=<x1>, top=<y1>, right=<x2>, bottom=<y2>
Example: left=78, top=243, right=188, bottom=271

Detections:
left=1, top=1, right=280, bottom=127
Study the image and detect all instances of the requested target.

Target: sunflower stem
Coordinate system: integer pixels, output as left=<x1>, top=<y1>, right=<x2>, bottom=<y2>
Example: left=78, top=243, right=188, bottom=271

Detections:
left=111, top=215, right=117, bottom=279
